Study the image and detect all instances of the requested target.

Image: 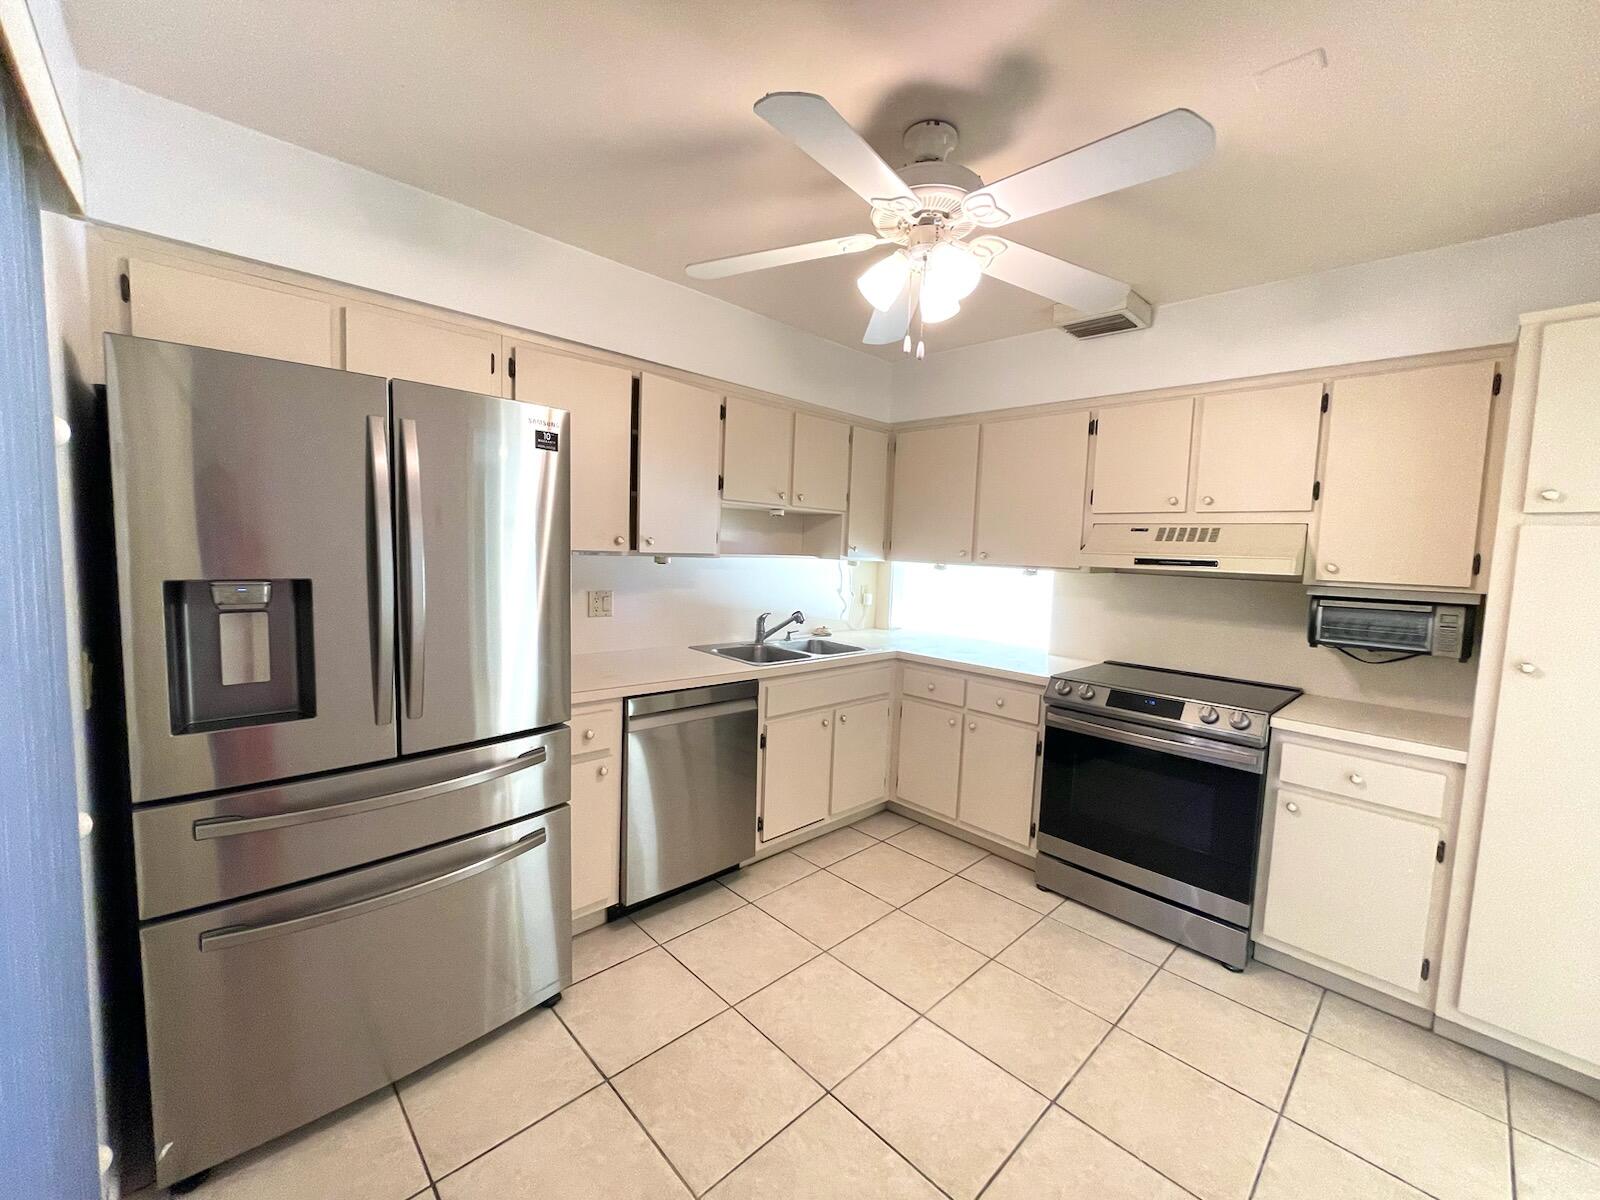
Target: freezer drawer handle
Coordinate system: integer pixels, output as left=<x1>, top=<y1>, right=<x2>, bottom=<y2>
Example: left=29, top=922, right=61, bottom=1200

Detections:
left=191, top=747, right=548, bottom=840
left=398, top=417, right=427, bottom=718
left=197, top=827, right=548, bottom=952
left=367, top=415, right=396, bottom=727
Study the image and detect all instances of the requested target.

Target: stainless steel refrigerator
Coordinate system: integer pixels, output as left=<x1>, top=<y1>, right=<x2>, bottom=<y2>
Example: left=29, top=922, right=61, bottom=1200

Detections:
left=104, top=334, right=572, bottom=1188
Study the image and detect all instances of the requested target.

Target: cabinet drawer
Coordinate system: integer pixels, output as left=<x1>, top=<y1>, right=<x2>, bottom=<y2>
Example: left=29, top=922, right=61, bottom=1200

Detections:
left=902, top=665, right=965, bottom=707
left=1278, top=741, right=1446, bottom=820
left=764, top=664, right=893, bottom=717
left=965, top=678, right=1041, bottom=725
left=572, top=701, right=622, bottom=758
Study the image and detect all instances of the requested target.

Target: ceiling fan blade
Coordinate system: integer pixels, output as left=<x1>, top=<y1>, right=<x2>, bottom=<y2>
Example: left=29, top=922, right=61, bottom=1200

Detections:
left=686, top=233, right=885, bottom=280
left=863, top=281, right=912, bottom=345
left=754, top=92, right=919, bottom=215
left=962, top=108, right=1215, bottom=228
left=977, top=238, right=1131, bottom=313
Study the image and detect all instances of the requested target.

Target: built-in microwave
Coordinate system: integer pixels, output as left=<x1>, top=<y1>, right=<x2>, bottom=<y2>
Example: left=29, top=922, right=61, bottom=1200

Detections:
left=1307, top=594, right=1477, bottom=661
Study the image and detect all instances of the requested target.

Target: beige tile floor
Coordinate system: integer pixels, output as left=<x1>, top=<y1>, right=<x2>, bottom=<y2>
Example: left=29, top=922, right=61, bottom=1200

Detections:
left=160, top=813, right=1600, bottom=1200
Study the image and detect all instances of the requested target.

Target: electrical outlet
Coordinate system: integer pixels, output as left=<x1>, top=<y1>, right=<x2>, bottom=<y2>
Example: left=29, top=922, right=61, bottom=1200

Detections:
left=586, top=590, right=613, bottom=618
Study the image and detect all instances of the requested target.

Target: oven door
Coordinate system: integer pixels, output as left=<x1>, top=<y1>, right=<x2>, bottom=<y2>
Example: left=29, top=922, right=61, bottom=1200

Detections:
left=1038, top=709, right=1266, bottom=925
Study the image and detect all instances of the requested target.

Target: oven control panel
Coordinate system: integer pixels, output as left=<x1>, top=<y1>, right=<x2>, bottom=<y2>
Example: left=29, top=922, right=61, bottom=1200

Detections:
left=1047, top=678, right=1270, bottom=748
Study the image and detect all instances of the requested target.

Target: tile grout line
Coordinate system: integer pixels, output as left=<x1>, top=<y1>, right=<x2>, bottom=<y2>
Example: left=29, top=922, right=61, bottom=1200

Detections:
left=1505, top=1068, right=1519, bottom=1199
left=1301, top=1026, right=1515, bottom=1125
left=426, top=1078, right=612, bottom=1191
left=389, top=1081, right=436, bottom=1186
left=1246, top=988, right=1325, bottom=1200
left=599, top=1078, right=702, bottom=1198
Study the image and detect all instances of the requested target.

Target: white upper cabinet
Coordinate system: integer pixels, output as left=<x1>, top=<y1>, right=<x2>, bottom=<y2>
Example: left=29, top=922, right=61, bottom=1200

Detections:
left=1524, top=315, right=1600, bottom=514
left=343, top=304, right=500, bottom=393
left=1194, top=383, right=1324, bottom=513
left=890, top=424, right=980, bottom=563
left=1458, top=525, right=1600, bottom=1065
left=722, top=396, right=793, bottom=505
left=846, top=426, right=890, bottom=560
left=637, top=374, right=723, bottom=555
left=1090, top=396, right=1195, bottom=514
left=1314, top=360, right=1495, bottom=589
left=975, top=411, right=1091, bottom=568
left=508, top=343, right=632, bottom=552
left=125, top=258, right=337, bottom=368
left=791, top=413, right=851, bottom=511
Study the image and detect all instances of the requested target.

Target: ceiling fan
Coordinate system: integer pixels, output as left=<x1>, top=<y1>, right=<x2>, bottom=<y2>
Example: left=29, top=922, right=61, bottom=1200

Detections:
left=687, top=93, right=1215, bottom=357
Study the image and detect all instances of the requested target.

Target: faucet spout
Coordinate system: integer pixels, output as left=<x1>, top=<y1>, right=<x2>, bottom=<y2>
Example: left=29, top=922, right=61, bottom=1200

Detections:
left=755, top=609, right=806, bottom=644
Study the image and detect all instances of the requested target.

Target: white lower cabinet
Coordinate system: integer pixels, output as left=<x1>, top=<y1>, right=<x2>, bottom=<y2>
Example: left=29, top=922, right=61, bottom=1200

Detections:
left=895, top=698, right=963, bottom=818
left=831, top=699, right=891, bottom=813
left=1260, top=789, right=1439, bottom=993
left=957, top=714, right=1038, bottom=847
left=762, top=711, right=834, bottom=841
left=1257, top=731, right=1461, bottom=1006
left=569, top=702, right=622, bottom=918
left=759, top=668, right=893, bottom=843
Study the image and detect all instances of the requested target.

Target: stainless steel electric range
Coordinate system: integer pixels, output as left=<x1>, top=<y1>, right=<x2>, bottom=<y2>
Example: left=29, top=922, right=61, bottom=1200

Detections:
left=1035, top=662, right=1301, bottom=969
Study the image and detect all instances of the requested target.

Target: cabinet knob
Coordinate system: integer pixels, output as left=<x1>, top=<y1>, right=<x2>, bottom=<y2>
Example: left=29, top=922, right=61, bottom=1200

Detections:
left=968, top=721, right=978, bottom=731
left=645, top=536, right=656, bottom=546
left=778, top=490, right=787, bottom=500
left=597, top=765, right=609, bottom=778
left=1539, top=488, right=1564, bottom=502
left=957, top=549, right=968, bottom=557
left=583, top=729, right=596, bottom=741
left=1201, top=496, right=1214, bottom=506
left=978, top=551, right=989, bottom=560
left=1347, top=773, right=1364, bottom=786
left=797, top=493, right=805, bottom=502
left=1284, top=801, right=1299, bottom=814
left=1324, top=562, right=1339, bottom=574
left=613, top=534, right=626, bottom=546
left=947, top=717, right=957, bottom=727
left=838, top=714, right=847, bottom=724
left=848, top=543, right=857, bottom=552
left=995, top=697, right=1005, bottom=708
left=821, top=717, right=829, bottom=727
left=927, top=683, right=936, bottom=692
left=1167, top=496, right=1180, bottom=506
left=1517, top=661, right=1538, bottom=675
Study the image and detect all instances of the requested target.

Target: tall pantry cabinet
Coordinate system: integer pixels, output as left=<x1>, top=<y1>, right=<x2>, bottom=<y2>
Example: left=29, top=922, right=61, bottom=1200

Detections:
left=1440, top=303, right=1600, bottom=1084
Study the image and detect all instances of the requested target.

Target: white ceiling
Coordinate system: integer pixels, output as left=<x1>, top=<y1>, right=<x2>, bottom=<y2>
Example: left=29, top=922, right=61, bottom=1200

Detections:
left=64, top=0, right=1600, bottom=358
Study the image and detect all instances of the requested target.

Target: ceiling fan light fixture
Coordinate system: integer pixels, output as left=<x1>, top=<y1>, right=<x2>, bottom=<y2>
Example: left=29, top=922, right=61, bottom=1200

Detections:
left=926, top=241, right=982, bottom=301
left=857, top=251, right=911, bottom=312
left=918, top=287, right=961, bottom=324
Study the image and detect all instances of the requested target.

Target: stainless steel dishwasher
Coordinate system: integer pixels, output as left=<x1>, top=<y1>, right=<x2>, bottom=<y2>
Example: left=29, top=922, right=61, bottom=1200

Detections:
left=622, top=680, right=759, bottom=906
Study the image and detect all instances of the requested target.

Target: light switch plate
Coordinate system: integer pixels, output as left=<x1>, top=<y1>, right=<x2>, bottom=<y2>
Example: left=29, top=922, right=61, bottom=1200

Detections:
left=586, top=590, right=613, bottom=618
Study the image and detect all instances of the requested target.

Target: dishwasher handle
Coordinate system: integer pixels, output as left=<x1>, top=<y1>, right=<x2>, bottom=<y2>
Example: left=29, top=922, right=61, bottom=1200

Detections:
left=626, top=697, right=757, bottom=732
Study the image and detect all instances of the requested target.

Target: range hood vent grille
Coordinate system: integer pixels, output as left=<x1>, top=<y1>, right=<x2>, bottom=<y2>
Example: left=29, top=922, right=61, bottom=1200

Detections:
left=1081, top=522, right=1308, bottom=579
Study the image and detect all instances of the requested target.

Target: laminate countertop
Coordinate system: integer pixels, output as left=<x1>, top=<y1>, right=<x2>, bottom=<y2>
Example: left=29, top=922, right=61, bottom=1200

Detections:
left=1272, top=694, right=1471, bottom=763
left=572, top=629, right=1094, bottom=706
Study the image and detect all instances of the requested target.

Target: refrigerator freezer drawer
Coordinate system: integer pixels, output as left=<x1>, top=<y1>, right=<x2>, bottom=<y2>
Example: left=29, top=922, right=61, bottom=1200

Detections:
left=132, top=726, right=571, bottom=919
left=141, top=807, right=571, bottom=1187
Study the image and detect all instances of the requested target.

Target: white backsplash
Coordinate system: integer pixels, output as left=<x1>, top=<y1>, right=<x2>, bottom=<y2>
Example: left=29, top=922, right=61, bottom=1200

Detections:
left=1050, top=571, right=1479, bottom=716
left=571, top=555, right=882, bottom=655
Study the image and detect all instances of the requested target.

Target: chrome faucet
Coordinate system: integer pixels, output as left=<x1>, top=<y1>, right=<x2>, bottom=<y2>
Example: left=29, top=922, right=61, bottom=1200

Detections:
left=755, top=610, right=805, bottom=644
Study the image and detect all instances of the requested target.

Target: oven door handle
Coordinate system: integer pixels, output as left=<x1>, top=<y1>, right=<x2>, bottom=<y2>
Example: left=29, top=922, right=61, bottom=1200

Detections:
left=1045, top=711, right=1265, bottom=773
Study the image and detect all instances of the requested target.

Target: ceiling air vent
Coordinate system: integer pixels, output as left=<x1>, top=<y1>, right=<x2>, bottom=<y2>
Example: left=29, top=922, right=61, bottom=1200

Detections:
left=1053, top=292, right=1154, bottom=339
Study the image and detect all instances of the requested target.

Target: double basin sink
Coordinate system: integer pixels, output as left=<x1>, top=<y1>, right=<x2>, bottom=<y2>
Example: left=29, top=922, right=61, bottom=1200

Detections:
left=692, top=638, right=867, bottom=664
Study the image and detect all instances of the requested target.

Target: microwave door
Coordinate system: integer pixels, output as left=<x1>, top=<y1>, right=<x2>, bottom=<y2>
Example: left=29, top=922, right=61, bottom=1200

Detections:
left=391, top=381, right=571, bottom=755
left=106, top=336, right=399, bottom=802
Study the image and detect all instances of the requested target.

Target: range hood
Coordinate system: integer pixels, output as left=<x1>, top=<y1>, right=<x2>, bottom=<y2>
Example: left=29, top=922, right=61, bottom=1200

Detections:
left=1081, top=522, right=1307, bottom=580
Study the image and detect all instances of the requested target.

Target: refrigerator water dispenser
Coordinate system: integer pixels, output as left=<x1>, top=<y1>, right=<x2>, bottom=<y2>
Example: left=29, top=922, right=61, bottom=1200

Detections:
left=164, top=579, right=316, bottom=733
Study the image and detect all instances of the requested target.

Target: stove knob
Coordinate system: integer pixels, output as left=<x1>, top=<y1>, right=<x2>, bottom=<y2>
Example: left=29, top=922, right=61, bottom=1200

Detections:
left=1228, top=711, right=1253, bottom=730
left=1076, top=684, right=1097, bottom=700
left=1054, top=680, right=1069, bottom=694
left=1198, top=705, right=1220, bottom=724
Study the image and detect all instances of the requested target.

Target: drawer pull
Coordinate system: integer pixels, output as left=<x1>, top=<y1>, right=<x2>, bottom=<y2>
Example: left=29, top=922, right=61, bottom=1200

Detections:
left=948, top=717, right=957, bottom=727
left=995, top=697, right=1005, bottom=708
left=597, top=765, right=609, bottom=778
left=821, top=717, right=830, bottom=728
left=198, top=828, right=548, bottom=952
left=1348, top=773, right=1365, bottom=786
left=583, top=729, right=596, bottom=741
left=192, top=747, right=547, bottom=840
left=613, top=535, right=626, bottom=546
left=838, top=714, right=847, bottom=725
left=1285, top=801, right=1300, bottom=814
left=1517, top=661, right=1538, bottom=675
left=927, top=682, right=936, bottom=692
left=1538, top=488, right=1564, bottom=502
left=968, top=721, right=978, bottom=731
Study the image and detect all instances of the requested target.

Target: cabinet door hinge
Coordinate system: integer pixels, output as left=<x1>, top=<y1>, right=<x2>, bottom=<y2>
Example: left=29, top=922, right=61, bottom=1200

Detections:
left=718, top=473, right=724, bottom=492
left=119, top=272, right=131, bottom=303
left=759, top=730, right=767, bottom=750
left=1421, top=957, right=1431, bottom=981
left=490, top=352, right=496, bottom=375
left=1492, top=371, right=1503, bottom=396
left=1312, top=480, right=1322, bottom=502
left=506, top=353, right=516, bottom=380
left=1088, top=417, right=1098, bottom=436
left=757, top=815, right=764, bottom=834
left=1471, top=552, right=1482, bottom=577
left=1436, top=839, right=1446, bottom=863
left=1029, top=820, right=1037, bottom=839
left=1320, top=391, right=1330, bottom=413
left=719, top=402, right=727, bottom=420
left=1088, top=489, right=1094, bottom=505
left=1035, top=738, right=1043, bottom=757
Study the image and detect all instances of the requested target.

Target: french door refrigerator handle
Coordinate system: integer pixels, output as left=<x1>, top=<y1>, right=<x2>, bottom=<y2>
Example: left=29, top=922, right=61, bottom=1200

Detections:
left=198, top=826, right=548, bottom=952
left=398, top=416, right=427, bottom=718
left=191, top=746, right=548, bottom=840
left=367, top=415, right=396, bottom=726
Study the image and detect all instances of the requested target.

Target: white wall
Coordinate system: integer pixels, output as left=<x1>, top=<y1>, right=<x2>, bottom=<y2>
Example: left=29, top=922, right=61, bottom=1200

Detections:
left=572, top=556, right=879, bottom=656
left=75, top=74, right=892, bottom=420
left=1049, top=571, right=1478, bottom=716
left=20, top=0, right=80, bottom=135
left=895, top=212, right=1600, bottom=421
